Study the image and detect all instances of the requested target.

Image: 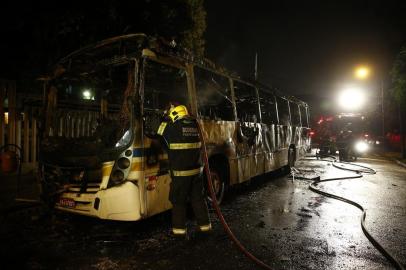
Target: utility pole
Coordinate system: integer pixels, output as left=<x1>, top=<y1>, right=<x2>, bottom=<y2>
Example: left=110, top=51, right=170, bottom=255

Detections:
left=399, top=104, right=406, bottom=158
left=254, top=53, right=258, bottom=81
left=381, top=79, right=385, bottom=138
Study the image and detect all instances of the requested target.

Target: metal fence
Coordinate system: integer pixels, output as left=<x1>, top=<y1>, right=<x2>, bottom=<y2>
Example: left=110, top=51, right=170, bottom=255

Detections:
left=1, top=80, right=40, bottom=165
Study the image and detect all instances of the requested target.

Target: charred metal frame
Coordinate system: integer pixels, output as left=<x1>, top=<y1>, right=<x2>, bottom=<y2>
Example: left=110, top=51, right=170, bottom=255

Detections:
left=38, top=33, right=311, bottom=220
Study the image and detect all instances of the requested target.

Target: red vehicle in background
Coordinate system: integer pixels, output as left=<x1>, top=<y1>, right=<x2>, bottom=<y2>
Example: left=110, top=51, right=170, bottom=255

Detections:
left=311, top=115, right=336, bottom=157
left=312, top=113, right=372, bottom=159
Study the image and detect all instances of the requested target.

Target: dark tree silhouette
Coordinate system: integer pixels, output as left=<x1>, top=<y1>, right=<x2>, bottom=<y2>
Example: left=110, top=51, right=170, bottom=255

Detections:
left=391, top=45, right=406, bottom=158
left=1, top=0, right=206, bottom=87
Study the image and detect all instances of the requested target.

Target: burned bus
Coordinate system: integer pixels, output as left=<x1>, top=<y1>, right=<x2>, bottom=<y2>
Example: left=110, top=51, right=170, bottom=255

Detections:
left=39, top=34, right=311, bottom=221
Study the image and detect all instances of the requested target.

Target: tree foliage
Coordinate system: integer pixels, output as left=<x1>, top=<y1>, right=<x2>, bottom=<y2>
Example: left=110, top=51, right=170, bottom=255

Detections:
left=179, top=0, right=207, bottom=57
left=391, top=45, right=406, bottom=107
left=391, top=44, right=406, bottom=158
left=1, top=0, right=206, bottom=83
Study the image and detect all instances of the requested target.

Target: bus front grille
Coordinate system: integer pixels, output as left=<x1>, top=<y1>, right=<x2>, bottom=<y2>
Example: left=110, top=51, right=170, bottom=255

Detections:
left=42, top=163, right=103, bottom=194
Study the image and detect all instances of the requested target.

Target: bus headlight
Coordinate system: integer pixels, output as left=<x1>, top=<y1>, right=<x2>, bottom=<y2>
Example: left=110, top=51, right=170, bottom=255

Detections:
left=111, top=170, right=125, bottom=183
left=355, top=141, right=368, bottom=153
left=115, top=130, right=131, bottom=148
left=117, top=157, right=131, bottom=169
left=108, top=147, right=133, bottom=187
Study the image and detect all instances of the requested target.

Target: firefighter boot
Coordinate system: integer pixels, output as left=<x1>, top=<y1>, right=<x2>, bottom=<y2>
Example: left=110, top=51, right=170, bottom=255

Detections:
left=171, top=204, right=187, bottom=239
left=191, top=199, right=212, bottom=241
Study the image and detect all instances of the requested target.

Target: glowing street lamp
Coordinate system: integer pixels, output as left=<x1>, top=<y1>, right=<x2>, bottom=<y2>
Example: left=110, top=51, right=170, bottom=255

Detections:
left=354, top=65, right=385, bottom=136
left=338, top=87, right=366, bottom=111
left=82, top=89, right=93, bottom=100
left=354, top=66, right=370, bottom=80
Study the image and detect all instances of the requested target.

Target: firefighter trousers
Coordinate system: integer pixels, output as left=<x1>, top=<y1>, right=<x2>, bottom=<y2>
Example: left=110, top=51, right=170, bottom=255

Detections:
left=169, top=174, right=210, bottom=232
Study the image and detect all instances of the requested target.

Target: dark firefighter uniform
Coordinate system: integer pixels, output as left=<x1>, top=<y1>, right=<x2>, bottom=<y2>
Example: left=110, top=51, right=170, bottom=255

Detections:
left=157, top=105, right=211, bottom=236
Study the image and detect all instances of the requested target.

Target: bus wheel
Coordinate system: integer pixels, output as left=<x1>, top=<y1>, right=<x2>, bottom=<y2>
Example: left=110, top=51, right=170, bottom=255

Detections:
left=40, top=181, right=57, bottom=209
left=288, top=146, right=296, bottom=168
left=205, top=168, right=225, bottom=205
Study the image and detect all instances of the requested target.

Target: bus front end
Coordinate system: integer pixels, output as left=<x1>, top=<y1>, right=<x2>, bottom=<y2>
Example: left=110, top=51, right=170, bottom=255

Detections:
left=39, top=36, right=146, bottom=221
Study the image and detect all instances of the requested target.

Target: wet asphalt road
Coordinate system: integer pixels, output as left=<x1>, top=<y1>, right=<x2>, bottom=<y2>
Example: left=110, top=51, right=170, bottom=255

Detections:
left=1, top=155, right=405, bottom=270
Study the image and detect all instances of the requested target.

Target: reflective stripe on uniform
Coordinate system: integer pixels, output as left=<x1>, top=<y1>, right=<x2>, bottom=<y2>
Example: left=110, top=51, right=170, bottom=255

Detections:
left=172, top=167, right=203, bottom=177
left=157, top=122, right=167, bottom=135
left=169, top=142, right=201, bottom=150
left=172, top=228, right=186, bottom=235
left=199, top=224, right=212, bottom=232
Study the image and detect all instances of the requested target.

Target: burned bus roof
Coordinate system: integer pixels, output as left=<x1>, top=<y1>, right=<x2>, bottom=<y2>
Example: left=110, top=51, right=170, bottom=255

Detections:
left=55, top=33, right=308, bottom=106
left=54, top=34, right=234, bottom=79
left=58, top=34, right=148, bottom=64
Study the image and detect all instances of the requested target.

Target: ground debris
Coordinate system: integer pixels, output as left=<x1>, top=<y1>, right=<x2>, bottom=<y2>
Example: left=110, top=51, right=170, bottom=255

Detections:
left=25, top=260, right=44, bottom=270
left=91, top=257, right=119, bottom=270
left=299, top=206, right=320, bottom=217
left=279, top=256, right=291, bottom=262
left=300, top=207, right=312, bottom=212
left=296, top=213, right=312, bottom=218
left=256, top=220, right=266, bottom=228
left=136, top=238, right=161, bottom=252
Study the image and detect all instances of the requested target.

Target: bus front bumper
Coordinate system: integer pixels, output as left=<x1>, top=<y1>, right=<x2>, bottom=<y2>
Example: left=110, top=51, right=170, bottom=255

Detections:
left=55, top=181, right=142, bottom=221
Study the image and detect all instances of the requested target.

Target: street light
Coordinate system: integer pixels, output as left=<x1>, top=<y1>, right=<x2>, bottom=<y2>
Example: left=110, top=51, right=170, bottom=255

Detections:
left=338, top=87, right=366, bottom=111
left=82, top=89, right=94, bottom=100
left=354, top=66, right=370, bottom=80
left=353, top=66, right=385, bottom=137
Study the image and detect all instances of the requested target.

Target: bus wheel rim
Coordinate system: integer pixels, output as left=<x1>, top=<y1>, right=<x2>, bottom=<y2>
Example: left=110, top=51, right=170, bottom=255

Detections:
left=211, top=171, right=221, bottom=195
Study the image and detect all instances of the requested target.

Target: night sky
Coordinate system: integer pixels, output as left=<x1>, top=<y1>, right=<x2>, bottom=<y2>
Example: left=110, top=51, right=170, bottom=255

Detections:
left=204, top=0, right=406, bottom=100
left=2, top=0, right=406, bottom=109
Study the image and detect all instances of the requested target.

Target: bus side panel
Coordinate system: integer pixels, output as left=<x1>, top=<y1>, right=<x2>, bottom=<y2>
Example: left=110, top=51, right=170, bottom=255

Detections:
left=293, top=126, right=301, bottom=147
left=292, top=126, right=301, bottom=159
left=276, top=125, right=282, bottom=150
left=198, top=120, right=238, bottom=184
left=276, top=148, right=289, bottom=168
left=301, top=127, right=311, bottom=154
left=238, top=157, right=251, bottom=183
left=278, top=124, right=289, bottom=167
left=287, top=125, right=293, bottom=148
left=229, top=158, right=239, bottom=186
left=141, top=136, right=173, bottom=218
left=262, top=124, right=278, bottom=173
left=250, top=123, right=266, bottom=178
left=236, top=122, right=256, bottom=183
left=278, top=125, right=289, bottom=150
left=146, top=174, right=172, bottom=216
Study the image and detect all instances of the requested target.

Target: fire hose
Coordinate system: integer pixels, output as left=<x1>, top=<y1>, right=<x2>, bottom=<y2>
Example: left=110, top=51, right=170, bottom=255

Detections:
left=197, top=119, right=404, bottom=270
left=196, top=121, right=274, bottom=270
left=299, top=156, right=404, bottom=270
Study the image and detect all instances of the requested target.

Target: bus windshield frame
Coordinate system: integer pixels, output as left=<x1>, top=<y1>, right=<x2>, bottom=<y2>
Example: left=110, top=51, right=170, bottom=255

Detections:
left=41, top=58, right=139, bottom=162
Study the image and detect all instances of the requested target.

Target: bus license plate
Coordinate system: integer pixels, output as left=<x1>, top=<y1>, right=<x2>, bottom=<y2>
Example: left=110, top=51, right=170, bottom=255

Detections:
left=59, top=198, right=75, bottom=208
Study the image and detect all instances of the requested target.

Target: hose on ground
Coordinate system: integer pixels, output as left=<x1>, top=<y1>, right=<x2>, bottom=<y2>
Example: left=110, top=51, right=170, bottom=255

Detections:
left=197, top=119, right=403, bottom=269
left=197, top=122, right=274, bottom=270
left=300, top=156, right=404, bottom=270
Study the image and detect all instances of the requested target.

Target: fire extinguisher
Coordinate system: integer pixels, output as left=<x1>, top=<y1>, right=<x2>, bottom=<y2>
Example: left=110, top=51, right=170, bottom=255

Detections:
left=0, top=144, right=21, bottom=173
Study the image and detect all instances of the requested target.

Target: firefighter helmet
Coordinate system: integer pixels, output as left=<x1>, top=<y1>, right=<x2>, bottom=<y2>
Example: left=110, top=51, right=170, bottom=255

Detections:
left=168, top=105, right=189, bottom=122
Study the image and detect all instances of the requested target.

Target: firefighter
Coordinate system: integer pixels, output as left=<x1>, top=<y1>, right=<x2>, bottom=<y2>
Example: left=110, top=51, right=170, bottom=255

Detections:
left=156, top=104, right=211, bottom=239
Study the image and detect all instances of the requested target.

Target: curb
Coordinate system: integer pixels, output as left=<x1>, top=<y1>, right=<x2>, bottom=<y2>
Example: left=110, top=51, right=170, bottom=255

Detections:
left=395, top=159, right=406, bottom=168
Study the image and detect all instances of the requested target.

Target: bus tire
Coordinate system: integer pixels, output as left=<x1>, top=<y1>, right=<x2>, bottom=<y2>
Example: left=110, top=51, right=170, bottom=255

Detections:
left=39, top=181, right=57, bottom=210
left=288, top=145, right=296, bottom=168
left=205, top=166, right=225, bottom=205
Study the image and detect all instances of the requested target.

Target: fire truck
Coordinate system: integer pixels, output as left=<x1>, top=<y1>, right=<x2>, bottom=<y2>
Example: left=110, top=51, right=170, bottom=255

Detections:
left=312, top=113, right=373, bottom=159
